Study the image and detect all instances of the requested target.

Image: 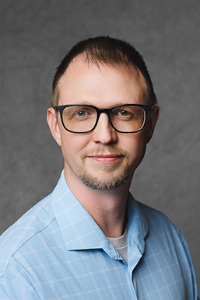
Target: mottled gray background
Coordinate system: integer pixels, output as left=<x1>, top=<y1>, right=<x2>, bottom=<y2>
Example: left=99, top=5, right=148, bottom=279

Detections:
left=0, top=0, right=199, bottom=289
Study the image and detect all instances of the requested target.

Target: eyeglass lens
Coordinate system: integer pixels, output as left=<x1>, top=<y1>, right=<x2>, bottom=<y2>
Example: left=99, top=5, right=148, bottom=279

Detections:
left=61, top=105, right=146, bottom=133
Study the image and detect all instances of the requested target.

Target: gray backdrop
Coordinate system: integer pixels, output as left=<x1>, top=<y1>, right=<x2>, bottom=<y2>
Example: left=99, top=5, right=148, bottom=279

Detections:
left=0, top=0, right=199, bottom=289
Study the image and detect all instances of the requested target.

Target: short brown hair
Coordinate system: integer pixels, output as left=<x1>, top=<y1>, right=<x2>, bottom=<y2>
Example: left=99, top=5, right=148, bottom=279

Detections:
left=51, top=36, right=157, bottom=107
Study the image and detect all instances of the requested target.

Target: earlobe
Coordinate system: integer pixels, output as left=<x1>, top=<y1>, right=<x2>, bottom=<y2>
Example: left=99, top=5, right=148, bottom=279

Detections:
left=146, top=106, right=159, bottom=143
left=47, top=108, right=62, bottom=146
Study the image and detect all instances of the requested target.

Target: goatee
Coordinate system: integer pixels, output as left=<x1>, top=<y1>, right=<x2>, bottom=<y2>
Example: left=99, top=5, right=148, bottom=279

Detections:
left=79, top=164, right=131, bottom=190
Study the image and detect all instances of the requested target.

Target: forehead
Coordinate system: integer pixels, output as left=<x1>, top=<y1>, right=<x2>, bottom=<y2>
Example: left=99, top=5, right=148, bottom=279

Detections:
left=58, top=56, right=146, bottom=106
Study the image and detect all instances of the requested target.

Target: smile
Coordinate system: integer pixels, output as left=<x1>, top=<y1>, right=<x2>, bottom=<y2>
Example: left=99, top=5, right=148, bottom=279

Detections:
left=88, top=155, right=123, bottom=163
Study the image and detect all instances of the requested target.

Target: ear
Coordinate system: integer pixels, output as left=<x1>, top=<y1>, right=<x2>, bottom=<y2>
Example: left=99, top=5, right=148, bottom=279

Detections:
left=146, top=106, right=159, bottom=143
left=47, top=107, right=62, bottom=146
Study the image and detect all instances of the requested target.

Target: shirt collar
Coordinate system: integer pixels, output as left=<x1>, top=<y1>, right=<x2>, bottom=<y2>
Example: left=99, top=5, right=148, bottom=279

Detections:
left=51, top=171, right=107, bottom=250
left=127, top=193, right=149, bottom=254
left=51, top=171, right=149, bottom=254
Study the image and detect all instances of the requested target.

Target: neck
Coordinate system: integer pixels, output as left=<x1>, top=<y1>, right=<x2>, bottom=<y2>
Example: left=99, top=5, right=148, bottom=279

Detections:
left=64, top=169, right=132, bottom=238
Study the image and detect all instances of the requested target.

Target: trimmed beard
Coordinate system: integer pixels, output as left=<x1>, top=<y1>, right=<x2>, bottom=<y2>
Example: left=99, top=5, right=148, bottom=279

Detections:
left=79, top=163, right=131, bottom=190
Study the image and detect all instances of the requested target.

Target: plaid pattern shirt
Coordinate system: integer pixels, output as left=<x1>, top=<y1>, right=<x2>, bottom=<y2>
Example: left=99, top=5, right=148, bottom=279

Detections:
left=0, top=171, right=198, bottom=299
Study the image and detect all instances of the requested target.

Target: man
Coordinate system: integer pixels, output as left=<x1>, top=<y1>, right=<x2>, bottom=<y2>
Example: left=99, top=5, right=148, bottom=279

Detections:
left=0, top=36, right=198, bottom=299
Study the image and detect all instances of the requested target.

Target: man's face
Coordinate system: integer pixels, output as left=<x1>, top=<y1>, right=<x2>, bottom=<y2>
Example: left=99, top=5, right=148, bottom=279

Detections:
left=48, top=57, right=159, bottom=190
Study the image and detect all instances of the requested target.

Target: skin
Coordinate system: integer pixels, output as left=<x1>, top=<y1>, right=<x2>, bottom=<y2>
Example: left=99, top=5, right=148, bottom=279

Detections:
left=47, top=56, right=159, bottom=238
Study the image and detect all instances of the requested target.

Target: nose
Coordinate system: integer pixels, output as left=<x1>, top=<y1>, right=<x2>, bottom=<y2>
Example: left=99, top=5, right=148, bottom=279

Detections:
left=92, top=113, right=118, bottom=144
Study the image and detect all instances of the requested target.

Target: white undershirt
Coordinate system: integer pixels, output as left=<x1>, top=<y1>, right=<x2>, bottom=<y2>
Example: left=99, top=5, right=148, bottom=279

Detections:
left=107, top=227, right=128, bottom=263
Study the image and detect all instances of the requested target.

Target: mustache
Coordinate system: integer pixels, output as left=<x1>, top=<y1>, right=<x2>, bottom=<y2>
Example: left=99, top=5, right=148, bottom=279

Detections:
left=81, top=146, right=128, bottom=158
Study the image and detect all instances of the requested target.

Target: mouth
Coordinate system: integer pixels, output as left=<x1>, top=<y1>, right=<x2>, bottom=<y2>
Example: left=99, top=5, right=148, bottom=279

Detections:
left=87, top=154, right=124, bottom=163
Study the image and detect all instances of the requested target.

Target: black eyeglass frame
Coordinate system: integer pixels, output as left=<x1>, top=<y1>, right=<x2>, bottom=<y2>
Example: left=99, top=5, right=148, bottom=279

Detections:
left=54, top=104, right=154, bottom=134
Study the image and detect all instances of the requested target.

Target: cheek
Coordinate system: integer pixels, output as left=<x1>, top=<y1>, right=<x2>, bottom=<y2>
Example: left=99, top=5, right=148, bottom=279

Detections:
left=60, top=133, right=90, bottom=161
left=124, top=133, right=147, bottom=164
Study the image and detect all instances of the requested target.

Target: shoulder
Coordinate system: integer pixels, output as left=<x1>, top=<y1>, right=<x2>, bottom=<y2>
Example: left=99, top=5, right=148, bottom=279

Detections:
left=127, top=195, right=189, bottom=256
left=0, top=171, right=68, bottom=277
left=127, top=197, right=198, bottom=299
left=136, top=200, right=180, bottom=232
left=128, top=195, right=180, bottom=233
left=0, top=194, right=55, bottom=276
left=130, top=197, right=189, bottom=250
left=135, top=200, right=192, bottom=256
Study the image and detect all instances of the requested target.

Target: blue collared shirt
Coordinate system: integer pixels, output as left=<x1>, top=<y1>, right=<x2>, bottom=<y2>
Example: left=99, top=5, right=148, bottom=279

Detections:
left=0, top=171, right=198, bottom=299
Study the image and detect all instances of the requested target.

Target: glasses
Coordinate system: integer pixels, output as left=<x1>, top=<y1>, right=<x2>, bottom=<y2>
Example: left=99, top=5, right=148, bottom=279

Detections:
left=54, top=104, right=154, bottom=134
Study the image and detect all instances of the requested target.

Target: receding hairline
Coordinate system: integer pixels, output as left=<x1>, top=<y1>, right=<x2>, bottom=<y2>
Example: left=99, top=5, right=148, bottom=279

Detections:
left=51, top=36, right=157, bottom=107
left=51, top=53, right=150, bottom=107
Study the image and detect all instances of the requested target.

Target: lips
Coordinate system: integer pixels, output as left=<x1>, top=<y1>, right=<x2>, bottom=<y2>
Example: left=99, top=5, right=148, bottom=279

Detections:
left=88, top=154, right=123, bottom=163
left=82, top=146, right=127, bottom=163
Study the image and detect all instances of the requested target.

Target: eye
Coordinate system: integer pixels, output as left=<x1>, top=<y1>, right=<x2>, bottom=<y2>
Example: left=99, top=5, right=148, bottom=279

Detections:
left=76, top=110, right=88, bottom=117
left=71, top=106, right=96, bottom=121
left=118, top=110, right=131, bottom=117
left=114, top=109, right=133, bottom=120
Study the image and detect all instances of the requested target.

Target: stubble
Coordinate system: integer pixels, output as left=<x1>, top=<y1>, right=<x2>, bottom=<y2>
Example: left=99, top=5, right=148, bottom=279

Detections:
left=79, top=146, right=132, bottom=190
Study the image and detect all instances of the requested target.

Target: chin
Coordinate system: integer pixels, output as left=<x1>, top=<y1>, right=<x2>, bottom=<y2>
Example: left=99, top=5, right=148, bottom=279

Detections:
left=79, top=169, right=132, bottom=191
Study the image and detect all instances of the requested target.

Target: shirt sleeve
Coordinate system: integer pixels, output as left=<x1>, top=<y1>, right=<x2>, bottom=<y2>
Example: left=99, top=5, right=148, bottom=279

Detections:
left=179, top=233, right=199, bottom=300
left=0, top=278, right=40, bottom=300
